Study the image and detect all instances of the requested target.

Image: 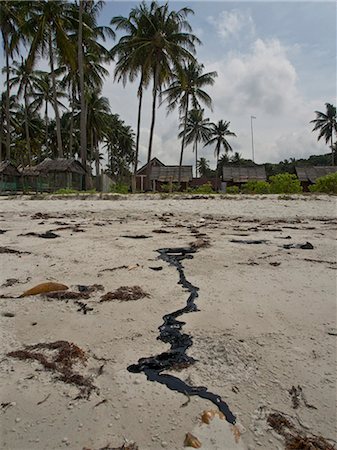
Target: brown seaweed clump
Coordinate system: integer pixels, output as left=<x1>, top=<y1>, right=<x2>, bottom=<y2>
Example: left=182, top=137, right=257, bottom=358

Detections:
left=83, top=443, right=138, bottom=450
left=7, top=341, right=97, bottom=398
left=267, top=412, right=336, bottom=450
left=100, top=286, right=149, bottom=303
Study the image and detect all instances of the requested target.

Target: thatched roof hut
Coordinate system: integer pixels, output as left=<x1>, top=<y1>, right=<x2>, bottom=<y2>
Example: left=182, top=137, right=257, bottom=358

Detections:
left=222, top=166, right=266, bottom=185
left=295, top=166, right=337, bottom=183
left=35, top=158, right=86, bottom=175
left=150, top=165, right=193, bottom=191
left=33, top=158, right=86, bottom=191
left=0, top=161, right=20, bottom=192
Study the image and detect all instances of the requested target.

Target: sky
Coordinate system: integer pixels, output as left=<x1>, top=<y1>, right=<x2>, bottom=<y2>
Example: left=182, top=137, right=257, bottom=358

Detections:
left=1, top=1, right=336, bottom=170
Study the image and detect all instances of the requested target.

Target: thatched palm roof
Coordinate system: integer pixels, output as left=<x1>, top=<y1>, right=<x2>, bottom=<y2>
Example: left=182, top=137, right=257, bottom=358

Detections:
left=150, top=166, right=193, bottom=182
left=34, top=158, right=86, bottom=175
left=295, top=166, right=337, bottom=183
left=0, top=161, right=20, bottom=176
left=223, top=166, right=266, bottom=182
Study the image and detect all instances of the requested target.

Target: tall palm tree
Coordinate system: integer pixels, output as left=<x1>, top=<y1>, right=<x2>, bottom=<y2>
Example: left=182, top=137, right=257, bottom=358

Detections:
left=118, top=2, right=199, bottom=189
left=311, top=103, right=337, bottom=166
left=9, top=59, right=41, bottom=164
left=0, top=1, right=25, bottom=160
left=205, top=120, right=236, bottom=189
left=111, top=5, right=152, bottom=191
left=163, top=61, right=217, bottom=184
left=178, top=108, right=211, bottom=177
left=204, top=120, right=237, bottom=168
left=27, top=0, right=74, bottom=158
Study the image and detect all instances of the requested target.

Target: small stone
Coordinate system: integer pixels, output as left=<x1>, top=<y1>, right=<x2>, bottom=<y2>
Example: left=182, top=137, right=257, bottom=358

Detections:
left=62, top=437, right=68, bottom=443
left=114, top=415, right=120, bottom=420
left=15, top=418, right=21, bottom=423
left=161, top=441, right=168, bottom=447
left=108, top=423, right=113, bottom=428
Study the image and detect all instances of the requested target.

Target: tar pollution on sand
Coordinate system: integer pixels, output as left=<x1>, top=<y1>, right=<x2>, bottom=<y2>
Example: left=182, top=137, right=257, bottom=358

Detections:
left=128, top=245, right=236, bottom=425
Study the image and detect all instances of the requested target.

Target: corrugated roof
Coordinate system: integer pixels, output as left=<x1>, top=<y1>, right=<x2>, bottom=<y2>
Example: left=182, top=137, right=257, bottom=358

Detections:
left=35, top=158, right=86, bottom=174
left=222, top=166, right=266, bottom=182
left=0, top=161, right=20, bottom=176
left=150, top=166, right=193, bottom=182
left=295, top=166, right=337, bottom=182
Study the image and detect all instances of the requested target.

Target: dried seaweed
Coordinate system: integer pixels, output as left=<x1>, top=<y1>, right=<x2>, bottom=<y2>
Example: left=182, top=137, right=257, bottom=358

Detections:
left=83, top=443, right=139, bottom=450
left=152, top=229, right=171, bottom=233
left=283, top=242, right=314, bottom=250
left=7, top=341, right=97, bottom=398
left=230, top=239, right=268, bottom=245
left=289, top=385, right=317, bottom=410
left=77, top=284, right=104, bottom=293
left=121, top=235, right=151, bottom=239
left=267, top=412, right=335, bottom=450
left=0, top=246, right=30, bottom=255
left=20, top=231, right=59, bottom=239
left=45, top=291, right=90, bottom=300
left=100, top=286, right=150, bottom=302
left=190, top=238, right=210, bottom=249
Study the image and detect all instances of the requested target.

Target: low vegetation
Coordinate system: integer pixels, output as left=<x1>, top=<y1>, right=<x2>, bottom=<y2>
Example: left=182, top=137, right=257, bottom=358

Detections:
left=309, top=172, right=337, bottom=194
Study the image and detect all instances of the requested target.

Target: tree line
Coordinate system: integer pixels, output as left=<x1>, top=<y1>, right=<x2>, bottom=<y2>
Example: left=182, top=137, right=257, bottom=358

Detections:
left=1, top=1, right=335, bottom=192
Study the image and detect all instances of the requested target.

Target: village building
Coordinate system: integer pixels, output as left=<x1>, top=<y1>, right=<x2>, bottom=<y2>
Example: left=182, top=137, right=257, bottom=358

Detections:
left=295, top=166, right=337, bottom=191
left=222, top=166, right=267, bottom=190
left=33, top=158, right=86, bottom=192
left=150, top=165, right=193, bottom=191
left=0, top=161, right=21, bottom=193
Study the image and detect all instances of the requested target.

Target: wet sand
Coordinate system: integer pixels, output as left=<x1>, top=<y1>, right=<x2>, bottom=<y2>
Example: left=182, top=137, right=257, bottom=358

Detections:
left=0, top=195, right=336, bottom=450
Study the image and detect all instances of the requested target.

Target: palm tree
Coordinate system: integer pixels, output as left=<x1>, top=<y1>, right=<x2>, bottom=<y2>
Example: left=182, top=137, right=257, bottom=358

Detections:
left=27, top=0, right=74, bottom=158
left=111, top=5, right=152, bottom=191
left=163, top=61, right=217, bottom=184
left=311, top=103, right=337, bottom=165
left=0, top=1, right=25, bottom=160
left=9, top=59, right=41, bottom=164
left=117, top=2, right=199, bottom=189
left=197, top=157, right=210, bottom=177
left=205, top=120, right=237, bottom=168
left=178, top=109, right=211, bottom=177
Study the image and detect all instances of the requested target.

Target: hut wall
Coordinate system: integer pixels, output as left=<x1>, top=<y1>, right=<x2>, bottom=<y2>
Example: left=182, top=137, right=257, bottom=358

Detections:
left=0, top=174, right=20, bottom=192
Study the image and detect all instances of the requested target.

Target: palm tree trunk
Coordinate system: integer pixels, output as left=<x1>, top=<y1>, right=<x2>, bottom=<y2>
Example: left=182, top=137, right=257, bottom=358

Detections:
left=178, top=96, right=189, bottom=187
left=69, top=84, right=75, bottom=156
left=132, top=75, right=144, bottom=193
left=0, top=106, right=3, bottom=162
left=44, top=101, right=48, bottom=154
left=5, top=35, right=11, bottom=161
left=24, top=86, right=31, bottom=165
left=49, top=32, right=63, bottom=158
left=78, top=0, right=87, bottom=189
left=146, top=67, right=158, bottom=191
left=331, top=133, right=334, bottom=166
left=195, top=140, right=198, bottom=178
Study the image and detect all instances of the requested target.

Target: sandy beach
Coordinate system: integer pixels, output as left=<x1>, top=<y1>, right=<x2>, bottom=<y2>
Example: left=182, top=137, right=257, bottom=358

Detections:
left=0, top=195, right=336, bottom=450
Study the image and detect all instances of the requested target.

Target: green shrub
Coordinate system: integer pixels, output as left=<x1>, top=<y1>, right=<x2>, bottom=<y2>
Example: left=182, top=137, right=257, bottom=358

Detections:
left=53, top=188, right=79, bottom=194
left=269, top=173, right=302, bottom=194
left=241, top=180, right=270, bottom=194
left=309, top=172, right=337, bottom=194
left=110, top=183, right=129, bottom=194
left=192, top=182, right=215, bottom=194
left=160, top=183, right=180, bottom=193
left=226, top=185, right=240, bottom=194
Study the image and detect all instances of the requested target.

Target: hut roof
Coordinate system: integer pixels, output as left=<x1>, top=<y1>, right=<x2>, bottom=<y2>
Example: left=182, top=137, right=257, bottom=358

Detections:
left=150, top=165, right=193, bottom=182
left=18, top=165, right=40, bottom=176
left=222, top=166, right=266, bottom=182
left=137, top=157, right=165, bottom=175
left=295, top=166, right=337, bottom=183
left=0, top=161, right=20, bottom=176
left=35, top=158, right=86, bottom=174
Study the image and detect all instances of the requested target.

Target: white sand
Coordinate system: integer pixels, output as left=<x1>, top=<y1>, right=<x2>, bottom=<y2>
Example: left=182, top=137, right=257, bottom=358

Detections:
left=0, top=195, right=336, bottom=450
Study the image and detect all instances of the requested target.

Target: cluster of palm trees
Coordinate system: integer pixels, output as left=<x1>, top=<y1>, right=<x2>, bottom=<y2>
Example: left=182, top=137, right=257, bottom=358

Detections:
left=0, top=0, right=134, bottom=187
left=1, top=0, right=239, bottom=190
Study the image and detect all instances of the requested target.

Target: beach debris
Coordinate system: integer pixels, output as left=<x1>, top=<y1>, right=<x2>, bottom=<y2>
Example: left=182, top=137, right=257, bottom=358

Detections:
left=327, top=328, right=337, bottom=336
left=230, top=239, right=267, bottom=245
left=77, top=284, right=104, bottom=293
left=98, top=265, right=140, bottom=275
left=19, top=282, right=69, bottom=297
left=278, top=235, right=292, bottom=239
left=75, top=301, right=94, bottom=315
left=289, top=385, right=317, bottom=410
left=149, top=266, right=163, bottom=271
left=31, top=212, right=55, bottom=220
left=269, top=262, right=281, bottom=266
left=20, top=230, right=60, bottom=239
left=121, top=234, right=151, bottom=239
left=1, top=402, right=14, bottom=412
left=93, top=398, right=108, bottom=408
left=1, top=277, right=31, bottom=287
left=152, top=229, right=171, bottom=233
left=45, top=291, right=90, bottom=300
left=190, top=237, right=210, bottom=249
left=100, top=286, right=149, bottom=302
left=1, top=312, right=15, bottom=317
left=0, top=229, right=7, bottom=234
left=283, top=242, right=314, bottom=250
left=37, top=393, right=51, bottom=405
left=0, top=246, right=30, bottom=255
left=7, top=341, right=97, bottom=398
left=184, top=432, right=202, bottom=448
left=201, top=409, right=225, bottom=424
left=267, top=412, right=335, bottom=450
left=83, top=443, right=139, bottom=450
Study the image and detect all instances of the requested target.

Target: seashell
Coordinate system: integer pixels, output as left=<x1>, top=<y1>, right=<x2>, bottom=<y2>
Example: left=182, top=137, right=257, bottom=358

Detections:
left=19, top=282, right=69, bottom=297
left=184, top=432, right=202, bottom=448
left=201, top=409, right=225, bottom=424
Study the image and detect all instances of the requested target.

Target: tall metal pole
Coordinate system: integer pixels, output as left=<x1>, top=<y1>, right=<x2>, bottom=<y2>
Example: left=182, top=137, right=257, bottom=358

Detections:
left=250, top=116, right=256, bottom=162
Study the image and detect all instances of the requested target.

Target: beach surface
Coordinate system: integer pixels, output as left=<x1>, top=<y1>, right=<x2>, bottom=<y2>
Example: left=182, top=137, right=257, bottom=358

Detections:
left=0, top=195, right=336, bottom=450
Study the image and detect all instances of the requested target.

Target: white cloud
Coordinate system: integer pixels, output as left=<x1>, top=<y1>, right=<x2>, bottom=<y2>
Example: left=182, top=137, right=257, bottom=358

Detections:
left=208, top=9, right=255, bottom=41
